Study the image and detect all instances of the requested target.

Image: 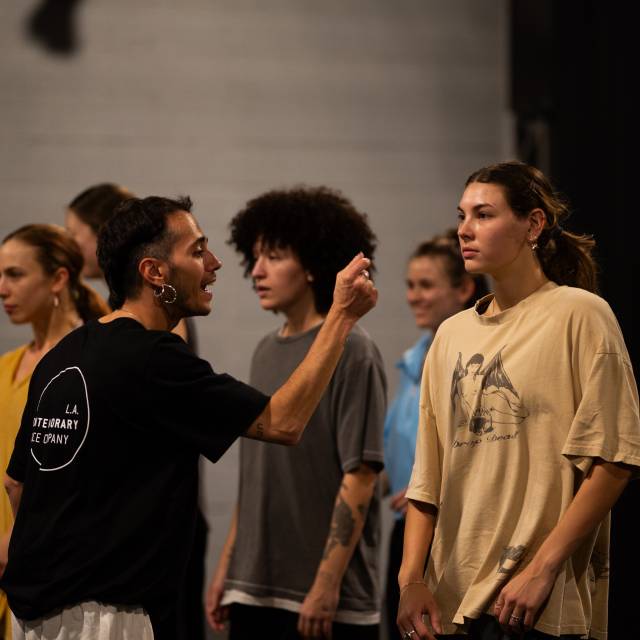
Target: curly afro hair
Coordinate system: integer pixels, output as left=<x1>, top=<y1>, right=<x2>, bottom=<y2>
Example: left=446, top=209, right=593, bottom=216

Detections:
left=228, top=186, right=377, bottom=314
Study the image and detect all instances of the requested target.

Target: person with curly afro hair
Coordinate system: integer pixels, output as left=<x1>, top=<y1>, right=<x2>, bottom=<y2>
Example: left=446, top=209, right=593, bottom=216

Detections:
left=206, top=186, right=387, bottom=640
left=227, top=186, right=377, bottom=314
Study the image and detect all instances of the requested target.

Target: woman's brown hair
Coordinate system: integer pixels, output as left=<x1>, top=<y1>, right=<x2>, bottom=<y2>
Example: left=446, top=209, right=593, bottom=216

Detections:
left=465, top=161, right=598, bottom=293
left=3, top=224, right=110, bottom=321
left=68, top=183, right=133, bottom=234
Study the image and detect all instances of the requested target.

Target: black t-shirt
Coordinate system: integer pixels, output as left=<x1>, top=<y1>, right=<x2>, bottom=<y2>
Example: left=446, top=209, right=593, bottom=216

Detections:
left=1, top=318, right=269, bottom=635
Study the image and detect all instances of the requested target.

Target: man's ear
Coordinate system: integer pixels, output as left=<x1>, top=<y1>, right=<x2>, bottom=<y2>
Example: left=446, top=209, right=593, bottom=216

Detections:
left=138, top=257, right=170, bottom=289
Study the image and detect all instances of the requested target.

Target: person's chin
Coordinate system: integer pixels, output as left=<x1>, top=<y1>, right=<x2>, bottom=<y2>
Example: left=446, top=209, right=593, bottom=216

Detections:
left=412, top=310, right=431, bottom=328
left=181, top=300, right=212, bottom=317
left=195, top=301, right=213, bottom=316
left=6, top=314, right=27, bottom=325
left=82, top=266, right=103, bottom=279
left=462, top=258, right=486, bottom=274
left=258, top=298, right=277, bottom=312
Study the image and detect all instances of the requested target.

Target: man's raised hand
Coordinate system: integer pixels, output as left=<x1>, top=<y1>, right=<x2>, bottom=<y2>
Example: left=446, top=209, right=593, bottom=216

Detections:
left=332, top=253, right=378, bottom=321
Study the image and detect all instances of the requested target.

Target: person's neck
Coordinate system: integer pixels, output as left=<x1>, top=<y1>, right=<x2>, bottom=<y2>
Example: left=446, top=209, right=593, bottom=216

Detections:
left=489, top=261, right=549, bottom=314
left=110, top=295, right=178, bottom=331
left=280, top=297, right=324, bottom=337
left=31, top=305, right=82, bottom=353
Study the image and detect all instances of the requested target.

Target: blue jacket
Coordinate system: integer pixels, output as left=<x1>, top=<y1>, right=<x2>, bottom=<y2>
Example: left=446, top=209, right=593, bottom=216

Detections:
left=383, top=333, right=432, bottom=519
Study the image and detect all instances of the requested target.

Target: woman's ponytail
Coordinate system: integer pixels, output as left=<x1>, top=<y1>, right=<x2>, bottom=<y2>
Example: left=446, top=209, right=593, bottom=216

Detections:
left=72, top=280, right=111, bottom=322
left=537, top=227, right=598, bottom=293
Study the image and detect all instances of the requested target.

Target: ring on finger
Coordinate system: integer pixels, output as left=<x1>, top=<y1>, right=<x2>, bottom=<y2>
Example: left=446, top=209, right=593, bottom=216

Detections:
left=509, top=614, right=522, bottom=624
left=403, top=631, right=416, bottom=639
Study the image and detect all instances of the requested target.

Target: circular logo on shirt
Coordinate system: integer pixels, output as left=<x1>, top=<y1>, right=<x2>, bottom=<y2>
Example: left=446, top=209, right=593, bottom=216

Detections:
left=30, top=366, right=90, bottom=472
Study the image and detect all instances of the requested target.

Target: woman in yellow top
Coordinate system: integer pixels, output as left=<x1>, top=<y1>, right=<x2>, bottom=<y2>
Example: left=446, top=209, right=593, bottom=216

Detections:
left=0, top=224, right=109, bottom=638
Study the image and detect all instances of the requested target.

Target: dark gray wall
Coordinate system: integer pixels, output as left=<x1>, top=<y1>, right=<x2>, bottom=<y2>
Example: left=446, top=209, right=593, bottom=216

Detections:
left=0, top=1, right=510, bottom=637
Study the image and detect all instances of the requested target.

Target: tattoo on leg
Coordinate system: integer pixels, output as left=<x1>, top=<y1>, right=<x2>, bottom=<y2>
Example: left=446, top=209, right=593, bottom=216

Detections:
left=323, top=496, right=355, bottom=559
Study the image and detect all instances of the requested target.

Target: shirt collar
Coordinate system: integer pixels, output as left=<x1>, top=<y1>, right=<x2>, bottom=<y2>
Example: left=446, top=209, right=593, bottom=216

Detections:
left=397, top=332, right=432, bottom=381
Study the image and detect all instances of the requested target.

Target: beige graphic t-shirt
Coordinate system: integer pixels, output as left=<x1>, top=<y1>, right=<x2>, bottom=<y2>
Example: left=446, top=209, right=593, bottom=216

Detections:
left=406, top=282, right=640, bottom=638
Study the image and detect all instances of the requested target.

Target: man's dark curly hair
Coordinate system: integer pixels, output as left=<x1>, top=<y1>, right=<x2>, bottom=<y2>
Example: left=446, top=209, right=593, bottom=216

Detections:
left=97, top=196, right=192, bottom=309
left=228, top=186, right=377, bottom=314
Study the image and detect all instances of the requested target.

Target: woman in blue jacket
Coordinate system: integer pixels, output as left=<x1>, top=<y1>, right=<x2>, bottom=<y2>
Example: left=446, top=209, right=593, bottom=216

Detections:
left=384, top=230, right=487, bottom=639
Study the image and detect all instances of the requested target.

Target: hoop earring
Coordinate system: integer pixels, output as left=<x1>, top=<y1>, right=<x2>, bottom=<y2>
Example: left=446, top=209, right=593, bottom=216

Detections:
left=154, top=283, right=177, bottom=304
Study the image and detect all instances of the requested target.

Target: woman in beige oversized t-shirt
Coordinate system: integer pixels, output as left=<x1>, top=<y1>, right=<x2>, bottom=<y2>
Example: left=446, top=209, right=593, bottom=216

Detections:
left=397, top=162, right=640, bottom=640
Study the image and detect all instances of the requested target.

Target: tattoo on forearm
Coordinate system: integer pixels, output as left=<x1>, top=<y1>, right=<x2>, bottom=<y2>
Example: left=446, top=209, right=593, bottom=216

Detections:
left=323, top=496, right=355, bottom=559
left=256, top=422, right=264, bottom=439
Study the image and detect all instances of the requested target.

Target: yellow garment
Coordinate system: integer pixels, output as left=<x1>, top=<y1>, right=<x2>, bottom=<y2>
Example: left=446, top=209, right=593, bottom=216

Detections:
left=407, top=283, right=640, bottom=638
left=0, top=344, right=31, bottom=640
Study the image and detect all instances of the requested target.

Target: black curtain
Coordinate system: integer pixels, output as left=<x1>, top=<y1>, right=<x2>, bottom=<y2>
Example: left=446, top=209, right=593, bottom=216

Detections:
left=511, top=3, right=636, bottom=638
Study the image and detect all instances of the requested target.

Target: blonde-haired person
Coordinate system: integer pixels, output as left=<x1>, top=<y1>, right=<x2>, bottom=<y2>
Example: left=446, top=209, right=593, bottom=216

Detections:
left=383, top=230, right=488, bottom=640
left=397, top=161, right=640, bottom=640
left=0, top=225, right=109, bottom=638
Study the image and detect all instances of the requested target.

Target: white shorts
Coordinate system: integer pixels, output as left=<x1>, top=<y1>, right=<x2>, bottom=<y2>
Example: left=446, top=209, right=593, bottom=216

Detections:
left=12, top=601, right=154, bottom=639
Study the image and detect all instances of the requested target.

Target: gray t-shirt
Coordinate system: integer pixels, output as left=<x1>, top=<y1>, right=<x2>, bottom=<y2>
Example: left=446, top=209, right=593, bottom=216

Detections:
left=223, top=324, right=387, bottom=623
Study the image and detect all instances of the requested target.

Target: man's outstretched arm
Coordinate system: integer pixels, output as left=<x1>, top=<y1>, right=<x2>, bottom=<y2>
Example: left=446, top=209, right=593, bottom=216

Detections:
left=244, top=254, right=376, bottom=445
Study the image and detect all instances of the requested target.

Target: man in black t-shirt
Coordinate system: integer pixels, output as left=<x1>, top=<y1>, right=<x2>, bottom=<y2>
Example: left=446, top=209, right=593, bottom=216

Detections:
left=1, top=196, right=377, bottom=640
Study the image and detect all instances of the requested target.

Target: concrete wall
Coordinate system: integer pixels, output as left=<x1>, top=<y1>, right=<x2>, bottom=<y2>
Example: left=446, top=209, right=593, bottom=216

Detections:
left=0, top=1, right=511, bottom=636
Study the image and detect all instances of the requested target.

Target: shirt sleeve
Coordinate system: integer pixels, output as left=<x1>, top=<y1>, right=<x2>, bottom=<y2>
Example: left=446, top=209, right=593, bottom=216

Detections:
left=144, top=333, right=270, bottom=463
left=332, top=336, right=387, bottom=474
left=562, top=298, right=640, bottom=474
left=406, top=349, right=443, bottom=508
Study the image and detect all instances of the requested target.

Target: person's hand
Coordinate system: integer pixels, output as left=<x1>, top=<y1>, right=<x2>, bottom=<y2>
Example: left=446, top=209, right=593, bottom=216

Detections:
left=331, top=254, right=377, bottom=321
left=204, top=570, right=229, bottom=632
left=494, top=560, right=557, bottom=633
left=390, top=487, right=409, bottom=516
left=297, top=574, right=340, bottom=638
left=397, top=582, right=442, bottom=640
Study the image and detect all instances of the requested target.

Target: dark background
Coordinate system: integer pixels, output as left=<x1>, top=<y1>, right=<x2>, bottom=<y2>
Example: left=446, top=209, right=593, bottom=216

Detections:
left=511, top=2, right=635, bottom=636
